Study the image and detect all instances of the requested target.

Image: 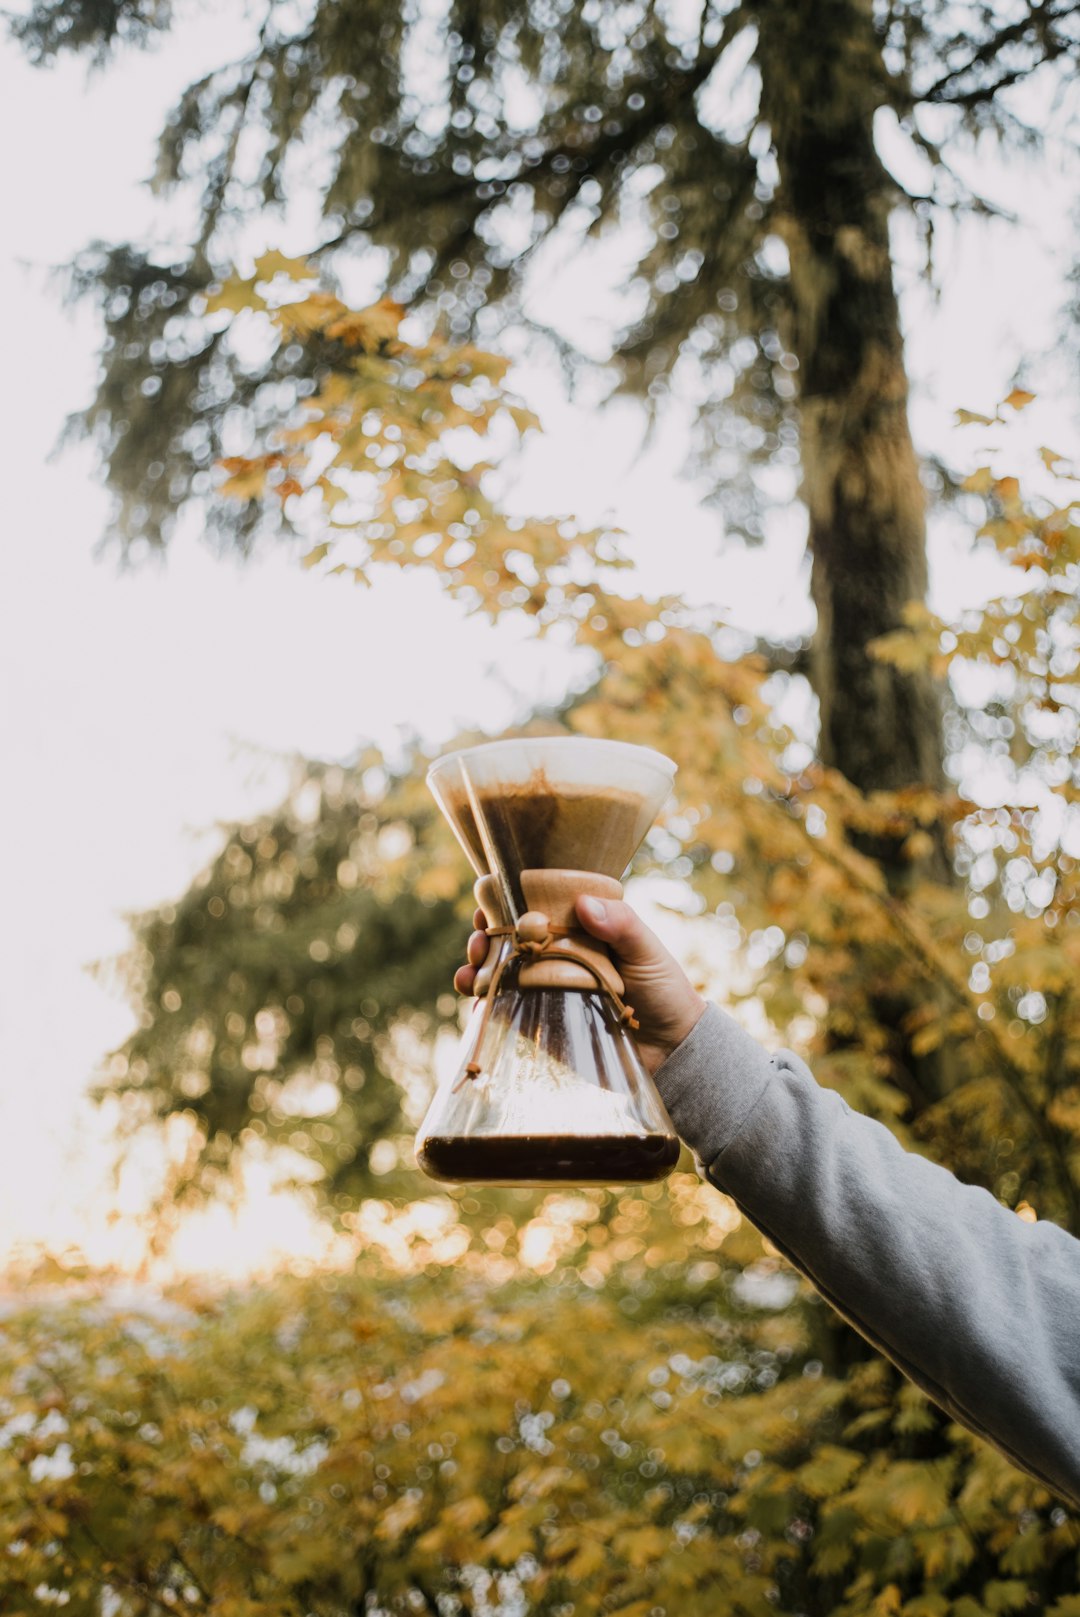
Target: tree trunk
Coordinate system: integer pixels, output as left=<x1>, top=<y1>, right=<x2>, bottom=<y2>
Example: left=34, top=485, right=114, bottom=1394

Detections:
left=757, top=0, right=957, bottom=1135
left=758, top=0, right=946, bottom=816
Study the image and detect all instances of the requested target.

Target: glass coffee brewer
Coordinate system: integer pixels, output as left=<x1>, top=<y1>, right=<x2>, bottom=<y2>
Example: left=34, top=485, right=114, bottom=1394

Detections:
left=415, top=737, right=681, bottom=1186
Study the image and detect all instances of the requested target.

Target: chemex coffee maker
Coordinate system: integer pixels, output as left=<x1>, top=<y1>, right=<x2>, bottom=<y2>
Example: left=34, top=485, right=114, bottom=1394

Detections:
left=415, top=736, right=681, bottom=1187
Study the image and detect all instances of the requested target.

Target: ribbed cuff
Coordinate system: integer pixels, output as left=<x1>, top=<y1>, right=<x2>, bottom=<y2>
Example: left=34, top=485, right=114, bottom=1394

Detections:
left=653, top=1002, right=778, bottom=1168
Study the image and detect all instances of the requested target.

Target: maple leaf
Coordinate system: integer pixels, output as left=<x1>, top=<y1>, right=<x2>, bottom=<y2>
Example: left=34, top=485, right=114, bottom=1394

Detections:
left=325, top=297, right=405, bottom=349
left=955, top=407, right=998, bottom=426
left=1039, top=446, right=1069, bottom=472
left=217, top=458, right=269, bottom=500
left=253, top=250, right=316, bottom=282
left=204, top=276, right=264, bottom=316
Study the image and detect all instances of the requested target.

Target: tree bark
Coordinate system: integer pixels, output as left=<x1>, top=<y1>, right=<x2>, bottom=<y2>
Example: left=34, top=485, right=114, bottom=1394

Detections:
left=757, top=0, right=956, bottom=1128
left=758, top=0, right=946, bottom=813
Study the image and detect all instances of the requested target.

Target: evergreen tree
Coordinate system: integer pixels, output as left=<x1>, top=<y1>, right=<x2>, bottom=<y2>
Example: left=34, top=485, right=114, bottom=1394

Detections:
left=101, top=755, right=470, bottom=1209
left=14, top=0, right=1080, bottom=803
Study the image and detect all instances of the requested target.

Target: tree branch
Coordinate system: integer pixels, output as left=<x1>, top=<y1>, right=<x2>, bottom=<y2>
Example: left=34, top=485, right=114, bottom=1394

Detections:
left=921, top=0, right=1078, bottom=106
left=313, top=21, right=744, bottom=270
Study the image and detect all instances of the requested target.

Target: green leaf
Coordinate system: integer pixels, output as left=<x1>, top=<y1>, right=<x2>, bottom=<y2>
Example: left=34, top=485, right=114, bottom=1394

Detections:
left=901, top=1595, right=949, bottom=1617
left=894, top=1386, right=936, bottom=1435
left=982, top=1581, right=1030, bottom=1614
left=999, top=1527, right=1048, bottom=1577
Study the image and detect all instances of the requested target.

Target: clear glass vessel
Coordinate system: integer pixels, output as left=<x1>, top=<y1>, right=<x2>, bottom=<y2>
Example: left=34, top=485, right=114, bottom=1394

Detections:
left=416, top=737, right=681, bottom=1187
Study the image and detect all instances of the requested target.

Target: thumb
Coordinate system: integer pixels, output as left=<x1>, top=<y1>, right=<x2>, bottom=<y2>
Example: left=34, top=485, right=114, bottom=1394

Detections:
left=575, top=895, right=660, bottom=966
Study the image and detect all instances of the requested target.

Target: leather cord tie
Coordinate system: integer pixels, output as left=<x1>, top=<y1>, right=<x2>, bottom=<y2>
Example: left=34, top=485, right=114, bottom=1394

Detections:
left=462, top=914, right=639, bottom=1081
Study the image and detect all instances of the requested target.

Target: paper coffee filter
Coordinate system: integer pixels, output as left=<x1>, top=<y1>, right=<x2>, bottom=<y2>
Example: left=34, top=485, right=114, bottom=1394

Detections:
left=427, top=737, right=676, bottom=915
left=426, top=753, right=488, bottom=876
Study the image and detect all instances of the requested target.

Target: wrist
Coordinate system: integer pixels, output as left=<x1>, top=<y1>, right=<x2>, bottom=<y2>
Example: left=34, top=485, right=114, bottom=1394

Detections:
left=652, top=1003, right=777, bottom=1169
left=666, top=993, right=709, bottom=1059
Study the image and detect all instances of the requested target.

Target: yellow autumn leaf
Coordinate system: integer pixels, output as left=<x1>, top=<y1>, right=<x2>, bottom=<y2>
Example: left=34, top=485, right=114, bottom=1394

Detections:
left=204, top=276, right=264, bottom=316
left=868, top=629, right=934, bottom=673
left=982, top=1579, right=1032, bottom=1613
left=483, top=1515, right=537, bottom=1565
left=217, top=460, right=268, bottom=500
left=325, top=297, right=405, bottom=349
left=441, top=1494, right=489, bottom=1530
left=506, top=403, right=541, bottom=435
left=955, top=408, right=998, bottom=427
left=902, top=1594, right=951, bottom=1617
left=254, top=249, right=316, bottom=282
left=564, top=1537, right=609, bottom=1579
left=903, top=829, right=936, bottom=865
left=871, top=1586, right=902, bottom=1616
left=375, top=1493, right=425, bottom=1542
left=883, top=1463, right=950, bottom=1527
left=914, top=1525, right=976, bottom=1582
left=273, top=290, right=347, bottom=336
left=795, top=1444, right=864, bottom=1499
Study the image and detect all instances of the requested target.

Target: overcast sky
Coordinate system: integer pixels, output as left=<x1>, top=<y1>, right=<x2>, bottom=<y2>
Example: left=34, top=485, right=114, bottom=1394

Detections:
left=1, top=12, right=1078, bottom=1275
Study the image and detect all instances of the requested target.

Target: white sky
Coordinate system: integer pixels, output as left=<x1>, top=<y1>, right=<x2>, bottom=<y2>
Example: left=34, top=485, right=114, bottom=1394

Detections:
left=0, top=15, right=1078, bottom=1276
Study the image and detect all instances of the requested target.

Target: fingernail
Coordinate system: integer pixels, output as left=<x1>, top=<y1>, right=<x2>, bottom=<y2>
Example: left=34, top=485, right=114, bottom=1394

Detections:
left=580, top=896, right=606, bottom=923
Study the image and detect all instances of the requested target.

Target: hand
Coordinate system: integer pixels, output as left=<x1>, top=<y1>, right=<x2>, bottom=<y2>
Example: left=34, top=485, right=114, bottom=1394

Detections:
left=453, top=896, right=707, bottom=1077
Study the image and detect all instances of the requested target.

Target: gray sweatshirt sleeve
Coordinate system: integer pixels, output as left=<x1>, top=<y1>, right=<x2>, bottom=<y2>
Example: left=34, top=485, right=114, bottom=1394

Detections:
left=654, top=1003, right=1080, bottom=1507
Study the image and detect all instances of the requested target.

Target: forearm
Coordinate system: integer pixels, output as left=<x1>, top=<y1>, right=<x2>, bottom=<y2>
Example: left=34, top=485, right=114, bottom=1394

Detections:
left=655, top=1005, right=1080, bottom=1507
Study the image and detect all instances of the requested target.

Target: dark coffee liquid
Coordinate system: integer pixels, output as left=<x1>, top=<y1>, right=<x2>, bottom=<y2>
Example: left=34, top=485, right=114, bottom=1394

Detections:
left=417, top=1133, right=680, bottom=1186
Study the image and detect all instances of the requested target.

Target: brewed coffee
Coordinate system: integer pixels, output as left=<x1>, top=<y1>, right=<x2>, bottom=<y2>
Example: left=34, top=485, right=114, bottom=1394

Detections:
left=418, top=1132, right=680, bottom=1185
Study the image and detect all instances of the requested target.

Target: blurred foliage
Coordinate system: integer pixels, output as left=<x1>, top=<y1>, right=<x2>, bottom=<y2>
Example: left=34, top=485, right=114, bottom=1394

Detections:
left=104, top=293, right=1080, bottom=1236
left=3, top=1190, right=1079, bottom=1617
left=94, top=296, right=649, bottom=1210
left=98, top=755, right=466, bottom=1207
left=15, top=0, right=1078, bottom=552
left=8, top=2, right=1080, bottom=1594
left=199, top=269, right=628, bottom=606
left=10, top=0, right=170, bottom=62
left=84, top=380, right=1080, bottom=1617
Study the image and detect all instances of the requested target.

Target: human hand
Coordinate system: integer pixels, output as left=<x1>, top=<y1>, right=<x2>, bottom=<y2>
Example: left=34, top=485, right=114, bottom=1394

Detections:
left=453, top=896, right=707, bottom=1077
